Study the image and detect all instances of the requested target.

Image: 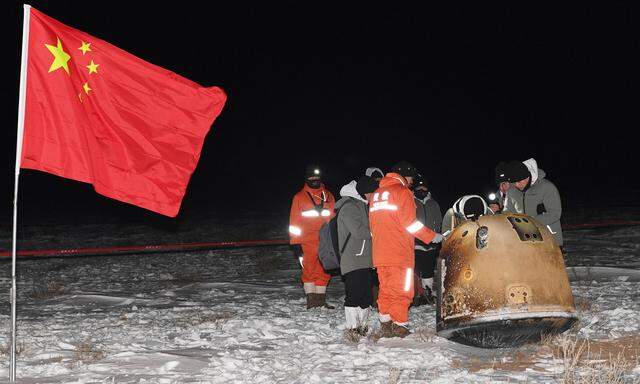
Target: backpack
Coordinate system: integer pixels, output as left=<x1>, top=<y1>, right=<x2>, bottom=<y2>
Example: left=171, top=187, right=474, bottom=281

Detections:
left=318, top=204, right=351, bottom=273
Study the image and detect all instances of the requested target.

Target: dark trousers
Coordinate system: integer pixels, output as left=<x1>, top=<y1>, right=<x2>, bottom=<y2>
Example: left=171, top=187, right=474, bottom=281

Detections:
left=344, top=268, right=374, bottom=309
left=415, top=248, right=438, bottom=279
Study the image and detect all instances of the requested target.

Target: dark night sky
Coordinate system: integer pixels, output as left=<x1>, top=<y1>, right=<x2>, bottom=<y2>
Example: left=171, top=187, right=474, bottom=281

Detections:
left=2, top=1, right=639, bottom=226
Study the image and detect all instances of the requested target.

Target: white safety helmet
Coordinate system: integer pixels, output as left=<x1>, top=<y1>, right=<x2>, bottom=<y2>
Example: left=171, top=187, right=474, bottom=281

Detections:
left=453, top=195, right=490, bottom=220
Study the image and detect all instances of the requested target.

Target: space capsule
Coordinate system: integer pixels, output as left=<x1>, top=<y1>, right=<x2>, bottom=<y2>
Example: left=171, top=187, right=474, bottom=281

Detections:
left=435, top=213, right=577, bottom=348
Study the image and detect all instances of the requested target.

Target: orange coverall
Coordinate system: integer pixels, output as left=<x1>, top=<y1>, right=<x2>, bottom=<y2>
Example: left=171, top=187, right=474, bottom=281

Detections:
left=289, top=183, right=335, bottom=288
left=369, top=173, right=436, bottom=325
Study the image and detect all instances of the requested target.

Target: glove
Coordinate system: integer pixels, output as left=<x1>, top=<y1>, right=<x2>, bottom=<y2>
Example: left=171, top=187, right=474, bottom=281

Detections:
left=431, top=233, right=443, bottom=244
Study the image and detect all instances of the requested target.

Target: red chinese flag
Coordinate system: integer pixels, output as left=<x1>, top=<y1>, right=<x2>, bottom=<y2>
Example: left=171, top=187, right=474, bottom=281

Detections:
left=22, top=7, right=226, bottom=217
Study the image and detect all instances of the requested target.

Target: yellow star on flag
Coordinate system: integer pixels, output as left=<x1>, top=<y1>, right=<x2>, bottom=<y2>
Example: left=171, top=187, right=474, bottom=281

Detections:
left=78, top=41, right=92, bottom=55
left=83, top=82, right=92, bottom=95
left=86, top=60, right=99, bottom=74
left=45, top=37, right=71, bottom=75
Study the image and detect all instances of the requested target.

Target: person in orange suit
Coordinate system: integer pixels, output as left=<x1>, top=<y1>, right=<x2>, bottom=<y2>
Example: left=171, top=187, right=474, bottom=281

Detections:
left=369, top=161, right=443, bottom=338
left=289, top=164, right=336, bottom=309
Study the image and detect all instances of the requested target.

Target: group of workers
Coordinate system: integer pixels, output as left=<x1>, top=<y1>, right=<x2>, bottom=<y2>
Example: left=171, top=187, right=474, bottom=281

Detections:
left=289, top=158, right=562, bottom=339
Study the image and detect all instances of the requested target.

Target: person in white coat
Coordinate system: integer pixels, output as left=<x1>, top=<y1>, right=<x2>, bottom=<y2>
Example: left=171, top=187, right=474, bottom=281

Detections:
left=507, top=158, right=563, bottom=246
left=335, top=176, right=379, bottom=336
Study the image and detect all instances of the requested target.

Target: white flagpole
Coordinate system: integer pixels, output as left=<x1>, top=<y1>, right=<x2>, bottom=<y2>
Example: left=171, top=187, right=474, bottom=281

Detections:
left=11, top=4, right=31, bottom=381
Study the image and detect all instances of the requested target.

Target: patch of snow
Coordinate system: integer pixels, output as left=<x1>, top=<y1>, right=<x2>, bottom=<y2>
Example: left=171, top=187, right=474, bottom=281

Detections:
left=0, top=220, right=638, bottom=382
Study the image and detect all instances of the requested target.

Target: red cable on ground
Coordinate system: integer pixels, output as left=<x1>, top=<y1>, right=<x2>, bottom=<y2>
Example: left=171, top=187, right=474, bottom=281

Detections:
left=0, top=239, right=289, bottom=258
left=1, top=220, right=639, bottom=259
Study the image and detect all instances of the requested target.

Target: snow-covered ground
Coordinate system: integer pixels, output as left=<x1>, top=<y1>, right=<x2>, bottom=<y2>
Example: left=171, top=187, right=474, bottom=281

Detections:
left=0, top=222, right=638, bottom=383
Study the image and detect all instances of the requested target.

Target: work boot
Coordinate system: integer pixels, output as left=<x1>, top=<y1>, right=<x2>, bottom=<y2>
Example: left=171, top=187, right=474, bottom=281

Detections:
left=306, top=294, right=321, bottom=309
left=411, top=294, right=426, bottom=307
left=415, top=286, right=436, bottom=306
left=373, top=321, right=393, bottom=340
left=390, top=323, right=411, bottom=338
left=316, top=293, right=335, bottom=309
left=424, top=286, right=436, bottom=305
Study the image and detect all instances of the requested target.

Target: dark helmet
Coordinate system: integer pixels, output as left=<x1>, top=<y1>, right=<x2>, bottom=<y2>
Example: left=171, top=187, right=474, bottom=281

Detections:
left=414, top=173, right=428, bottom=189
left=390, top=161, right=417, bottom=178
left=506, top=161, right=530, bottom=183
left=305, top=164, right=322, bottom=179
left=494, top=161, right=509, bottom=185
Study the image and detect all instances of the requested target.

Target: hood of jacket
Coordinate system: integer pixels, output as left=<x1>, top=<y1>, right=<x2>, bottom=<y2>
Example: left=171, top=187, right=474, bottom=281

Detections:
left=365, top=167, right=384, bottom=178
left=523, top=158, right=546, bottom=185
left=336, top=180, right=367, bottom=207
